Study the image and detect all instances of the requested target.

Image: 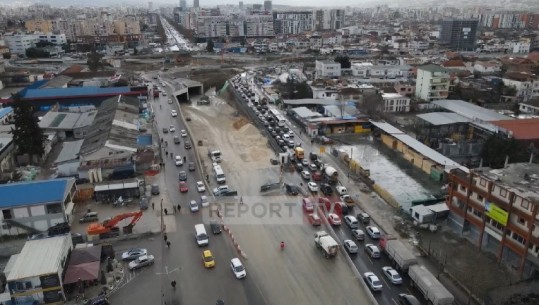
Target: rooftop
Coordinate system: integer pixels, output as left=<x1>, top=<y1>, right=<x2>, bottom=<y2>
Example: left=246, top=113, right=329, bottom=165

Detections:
left=475, top=163, right=539, bottom=200
left=283, top=99, right=339, bottom=106
left=317, top=60, right=340, bottom=65
left=416, top=112, right=470, bottom=126
left=418, top=64, right=448, bottom=74
left=292, top=107, right=323, bottom=119
left=7, top=235, right=71, bottom=281
left=21, top=86, right=133, bottom=100
left=40, top=75, right=73, bottom=89
left=0, top=107, right=13, bottom=118
left=0, top=178, right=74, bottom=208
left=382, top=93, right=407, bottom=99
left=432, top=100, right=511, bottom=122
left=490, top=119, right=539, bottom=140
left=39, top=111, right=97, bottom=130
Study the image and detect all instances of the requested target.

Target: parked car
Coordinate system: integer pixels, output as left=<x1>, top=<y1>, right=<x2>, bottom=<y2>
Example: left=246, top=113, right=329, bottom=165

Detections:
left=128, top=255, right=155, bottom=270
left=230, top=258, right=247, bottom=279
left=285, top=184, right=299, bottom=196
left=382, top=266, right=403, bottom=285
left=363, top=272, right=383, bottom=291
left=343, top=240, right=358, bottom=254
left=300, top=171, right=311, bottom=180
left=151, top=184, right=160, bottom=195
left=79, top=212, right=98, bottom=223
left=336, top=186, right=347, bottom=195
left=121, top=248, right=148, bottom=261
left=302, top=197, right=314, bottom=212
left=327, top=213, right=341, bottom=226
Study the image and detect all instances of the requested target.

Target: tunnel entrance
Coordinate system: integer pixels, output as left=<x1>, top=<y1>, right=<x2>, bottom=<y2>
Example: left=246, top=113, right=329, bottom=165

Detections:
left=176, top=92, right=189, bottom=102
left=188, top=85, right=203, bottom=97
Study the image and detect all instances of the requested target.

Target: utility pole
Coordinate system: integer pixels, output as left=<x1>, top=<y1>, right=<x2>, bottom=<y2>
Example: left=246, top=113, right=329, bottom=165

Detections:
left=160, top=198, right=165, bottom=233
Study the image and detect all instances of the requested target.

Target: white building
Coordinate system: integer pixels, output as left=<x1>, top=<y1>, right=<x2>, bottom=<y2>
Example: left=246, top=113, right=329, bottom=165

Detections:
left=415, top=64, right=450, bottom=102
left=512, top=41, right=531, bottom=54
left=36, top=33, right=67, bottom=45
left=502, top=72, right=539, bottom=102
left=473, top=61, right=502, bottom=73
left=315, top=60, right=341, bottom=78
left=382, top=93, right=411, bottom=112
left=4, top=35, right=38, bottom=55
left=351, top=62, right=373, bottom=78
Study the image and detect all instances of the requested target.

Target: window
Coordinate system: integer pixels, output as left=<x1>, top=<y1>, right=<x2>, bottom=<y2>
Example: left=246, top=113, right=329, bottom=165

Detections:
left=2, top=209, right=12, bottom=220
left=460, top=185, right=467, bottom=192
left=46, top=203, right=63, bottom=214
left=521, top=200, right=530, bottom=210
left=499, top=188, right=507, bottom=198
left=517, top=217, right=526, bottom=225
left=477, top=194, right=484, bottom=202
left=479, top=179, right=487, bottom=187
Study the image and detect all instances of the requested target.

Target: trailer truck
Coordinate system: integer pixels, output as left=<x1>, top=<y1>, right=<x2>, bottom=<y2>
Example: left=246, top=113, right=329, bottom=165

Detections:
left=408, top=265, right=454, bottom=305
left=379, top=235, right=417, bottom=272
left=314, top=231, right=339, bottom=258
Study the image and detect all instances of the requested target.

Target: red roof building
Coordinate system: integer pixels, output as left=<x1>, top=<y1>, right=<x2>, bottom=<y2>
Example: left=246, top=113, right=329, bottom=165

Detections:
left=491, top=119, right=539, bottom=147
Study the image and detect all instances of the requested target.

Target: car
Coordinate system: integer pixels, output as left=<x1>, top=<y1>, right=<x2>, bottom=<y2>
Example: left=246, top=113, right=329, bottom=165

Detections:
left=302, top=159, right=309, bottom=166
left=189, top=199, right=199, bottom=212
left=179, top=181, right=189, bottom=193
left=128, top=255, right=155, bottom=270
left=319, top=183, right=333, bottom=196
left=307, top=213, right=321, bottom=226
left=178, top=171, right=187, bottom=181
left=121, top=248, right=148, bottom=261
left=364, top=244, right=381, bottom=258
left=300, top=170, right=311, bottom=180
left=363, top=272, right=383, bottom=291
left=210, top=220, right=222, bottom=234
left=308, top=164, right=318, bottom=171
left=285, top=184, right=298, bottom=195
left=351, top=229, right=365, bottom=241
left=312, top=171, right=322, bottom=181
left=200, top=195, right=209, bottom=207
left=302, top=197, right=314, bottom=212
left=196, top=181, right=206, bottom=193
left=307, top=182, right=318, bottom=192
left=162, top=127, right=168, bottom=134
left=230, top=258, right=246, bottom=279
left=180, top=130, right=188, bottom=137
left=336, top=186, right=348, bottom=195
left=202, top=250, right=215, bottom=268
left=366, top=226, right=381, bottom=239
left=86, top=295, right=110, bottom=305
left=169, top=125, right=175, bottom=132
left=188, top=162, right=196, bottom=171
left=398, top=294, right=421, bottom=305
left=168, top=98, right=172, bottom=104
left=175, top=155, right=183, bottom=166
left=162, top=92, right=167, bottom=96
left=340, top=194, right=354, bottom=204
left=79, top=212, right=98, bottom=223
left=213, top=185, right=230, bottom=195
left=344, top=215, right=359, bottom=229
left=171, top=110, right=177, bottom=117
left=343, top=239, right=359, bottom=254
left=173, top=136, right=180, bottom=144
left=282, top=134, right=290, bottom=140
left=184, top=140, right=192, bottom=149
left=327, top=213, right=341, bottom=226
left=288, top=131, right=295, bottom=138
left=382, top=266, right=403, bottom=285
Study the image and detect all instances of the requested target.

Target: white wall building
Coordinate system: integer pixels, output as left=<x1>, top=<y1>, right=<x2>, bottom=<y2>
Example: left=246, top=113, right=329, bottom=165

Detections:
left=473, top=61, right=502, bottom=73
left=382, top=93, right=411, bottom=112
left=4, top=35, right=38, bottom=55
left=415, top=64, right=450, bottom=102
left=36, top=33, right=67, bottom=45
left=502, top=73, right=539, bottom=102
left=512, top=41, right=531, bottom=54
left=315, top=60, right=341, bottom=78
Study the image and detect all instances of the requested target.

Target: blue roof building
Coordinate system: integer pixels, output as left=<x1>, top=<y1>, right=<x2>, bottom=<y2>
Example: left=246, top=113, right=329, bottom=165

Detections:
left=0, top=178, right=76, bottom=236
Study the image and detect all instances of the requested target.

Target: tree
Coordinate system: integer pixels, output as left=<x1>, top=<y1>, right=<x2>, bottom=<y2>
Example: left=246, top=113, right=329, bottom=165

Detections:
left=11, top=95, right=46, bottom=163
left=25, top=48, right=50, bottom=58
left=87, top=50, right=104, bottom=72
left=334, top=55, right=351, bottom=69
left=206, top=39, right=214, bottom=53
left=240, top=37, right=247, bottom=47
left=480, top=135, right=528, bottom=168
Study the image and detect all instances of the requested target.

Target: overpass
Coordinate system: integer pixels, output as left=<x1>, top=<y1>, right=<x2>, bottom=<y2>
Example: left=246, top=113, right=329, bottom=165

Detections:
left=169, top=78, right=203, bottom=102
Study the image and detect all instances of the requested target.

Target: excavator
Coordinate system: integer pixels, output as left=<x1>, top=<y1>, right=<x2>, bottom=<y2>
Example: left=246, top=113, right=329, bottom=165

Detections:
left=87, top=210, right=144, bottom=238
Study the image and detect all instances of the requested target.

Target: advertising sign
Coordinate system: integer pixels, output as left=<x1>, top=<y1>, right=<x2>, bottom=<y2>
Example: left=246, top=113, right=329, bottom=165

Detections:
left=485, top=202, right=508, bottom=226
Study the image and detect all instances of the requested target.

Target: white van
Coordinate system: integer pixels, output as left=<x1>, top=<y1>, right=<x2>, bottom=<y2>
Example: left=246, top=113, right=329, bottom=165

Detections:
left=213, top=165, right=226, bottom=184
left=195, top=224, right=209, bottom=246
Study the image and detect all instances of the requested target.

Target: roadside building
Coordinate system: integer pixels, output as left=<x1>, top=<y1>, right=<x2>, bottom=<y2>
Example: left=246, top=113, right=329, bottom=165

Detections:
left=315, top=60, right=341, bottom=78
left=502, top=71, right=539, bottom=103
left=0, top=178, right=76, bottom=236
left=446, top=164, right=539, bottom=279
left=7, top=235, right=73, bottom=304
left=381, top=93, right=411, bottom=112
left=415, top=64, right=450, bottom=102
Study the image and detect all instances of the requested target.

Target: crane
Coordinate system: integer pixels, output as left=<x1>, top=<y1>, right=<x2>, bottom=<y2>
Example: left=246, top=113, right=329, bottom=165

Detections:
left=87, top=210, right=144, bottom=236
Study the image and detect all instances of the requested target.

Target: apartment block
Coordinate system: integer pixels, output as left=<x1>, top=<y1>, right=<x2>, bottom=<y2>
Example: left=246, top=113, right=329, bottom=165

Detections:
left=244, top=15, right=274, bottom=37
left=197, top=16, right=228, bottom=38
left=415, top=64, right=450, bottom=102
left=314, top=9, right=344, bottom=31
left=381, top=93, right=411, bottom=112
left=5, top=35, right=38, bottom=55
left=315, top=60, right=341, bottom=78
left=446, top=164, right=539, bottom=279
left=440, top=19, right=479, bottom=51
left=25, top=19, right=53, bottom=33
left=502, top=72, right=539, bottom=103
left=273, top=11, right=313, bottom=35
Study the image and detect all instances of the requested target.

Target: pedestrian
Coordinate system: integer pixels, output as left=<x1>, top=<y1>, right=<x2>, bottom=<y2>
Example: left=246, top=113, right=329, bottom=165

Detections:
left=177, top=204, right=181, bottom=213
left=164, top=234, right=168, bottom=242
left=152, top=202, right=155, bottom=210
left=166, top=241, right=171, bottom=248
left=239, top=196, right=243, bottom=205
left=173, top=205, right=177, bottom=213
left=164, top=208, right=168, bottom=215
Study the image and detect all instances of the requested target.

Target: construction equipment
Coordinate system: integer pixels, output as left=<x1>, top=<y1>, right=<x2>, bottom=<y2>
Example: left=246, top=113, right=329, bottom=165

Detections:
left=87, top=210, right=144, bottom=238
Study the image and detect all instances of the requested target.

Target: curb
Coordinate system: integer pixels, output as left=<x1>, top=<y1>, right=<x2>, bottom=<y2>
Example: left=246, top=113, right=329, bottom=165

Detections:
left=217, top=208, right=248, bottom=259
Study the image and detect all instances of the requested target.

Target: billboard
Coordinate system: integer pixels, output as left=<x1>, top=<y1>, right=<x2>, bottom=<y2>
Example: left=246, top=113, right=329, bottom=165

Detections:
left=485, top=202, right=508, bottom=226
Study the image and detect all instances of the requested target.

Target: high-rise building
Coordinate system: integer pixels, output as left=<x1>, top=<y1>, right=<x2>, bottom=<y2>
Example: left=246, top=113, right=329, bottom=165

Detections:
left=194, top=0, right=199, bottom=8
left=415, top=64, right=450, bottom=102
left=148, top=1, right=153, bottom=10
left=264, top=0, right=272, bottom=11
left=273, top=11, right=313, bottom=35
left=239, top=1, right=243, bottom=9
left=180, top=0, right=187, bottom=10
left=439, top=19, right=479, bottom=51
left=314, top=9, right=344, bottom=30
left=253, top=4, right=262, bottom=10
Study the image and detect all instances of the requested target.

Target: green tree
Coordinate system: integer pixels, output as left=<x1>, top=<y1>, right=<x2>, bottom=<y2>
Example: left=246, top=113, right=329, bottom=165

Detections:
left=25, top=47, right=50, bottom=58
left=480, top=135, right=528, bottom=168
left=35, top=41, right=53, bottom=48
left=87, top=50, right=104, bottom=72
left=334, top=55, right=351, bottom=69
left=11, top=95, right=46, bottom=163
left=206, top=39, right=214, bottom=53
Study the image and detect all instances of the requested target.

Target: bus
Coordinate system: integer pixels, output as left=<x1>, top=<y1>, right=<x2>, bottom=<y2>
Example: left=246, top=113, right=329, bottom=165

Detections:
left=213, top=165, right=226, bottom=184
left=274, top=114, right=287, bottom=127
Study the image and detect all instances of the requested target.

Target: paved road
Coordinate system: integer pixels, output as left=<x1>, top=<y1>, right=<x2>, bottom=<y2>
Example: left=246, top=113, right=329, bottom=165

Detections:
left=110, top=75, right=266, bottom=305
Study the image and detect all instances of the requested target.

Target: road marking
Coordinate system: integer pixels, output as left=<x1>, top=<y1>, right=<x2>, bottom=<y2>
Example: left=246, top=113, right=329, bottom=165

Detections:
left=156, top=265, right=179, bottom=275
left=380, top=276, right=391, bottom=289
left=391, top=297, right=398, bottom=305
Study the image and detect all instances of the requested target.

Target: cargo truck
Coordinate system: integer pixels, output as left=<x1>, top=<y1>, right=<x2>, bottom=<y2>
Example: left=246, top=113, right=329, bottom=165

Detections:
left=314, top=231, right=339, bottom=258
left=408, top=265, right=455, bottom=305
left=379, top=235, right=417, bottom=272
left=324, top=166, right=339, bottom=185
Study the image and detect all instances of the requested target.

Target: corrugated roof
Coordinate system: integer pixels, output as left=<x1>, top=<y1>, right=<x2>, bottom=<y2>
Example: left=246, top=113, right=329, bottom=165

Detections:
left=432, top=100, right=511, bottom=122
left=292, top=107, right=322, bottom=118
left=0, top=178, right=74, bottom=208
left=491, top=119, right=539, bottom=140
left=416, top=112, right=470, bottom=125
left=284, top=99, right=339, bottom=106
left=22, top=87, right=132, bottom=99
left=7, top=235, right=70, bottom=281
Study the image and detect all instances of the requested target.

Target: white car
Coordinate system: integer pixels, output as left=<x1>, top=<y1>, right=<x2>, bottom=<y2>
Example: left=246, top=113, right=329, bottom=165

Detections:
left=196, top=181, right=206, bottom=193
left=343, top=239, right=358, bottom=254
left=180, top=130, right=188, bottom=137
left=169, top=125, right=175, bottom=132
left=175, top=155, right=183, bottom=166
left=382, top=266, right=403, bottom=285
left=363, top=272, right=383, bottom=291
left=189, top=200, right=199, bottom=212
left=230, top=258, right=247, bottom=279
left=200, top=195, right=209, bottom=207
left=366, top=226, right=381, bottom=239
left=121, top=248, right=148, bottom=261
left=128, top=255, right=155, bottom=270
left=168, top=98, right=172, bottom=104
left=307, top=182, right=318, bottom=192
left=171, top=110, right=177, bottom=117
left=336, top=186, right=348, bottom=195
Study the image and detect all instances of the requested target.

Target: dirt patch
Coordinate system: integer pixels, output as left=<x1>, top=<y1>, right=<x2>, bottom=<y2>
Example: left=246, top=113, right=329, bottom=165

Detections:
left=232, top=117, right=249, bottom=130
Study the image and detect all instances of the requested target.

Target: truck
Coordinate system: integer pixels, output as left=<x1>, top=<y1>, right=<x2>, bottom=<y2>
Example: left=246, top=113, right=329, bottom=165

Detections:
left=314, top=231, right=339, bottom=258
left=379, top=235, right=417, bottom=272
left=294, top=147, right=304, bottom=160
left=324, top=166, right=339, bottom=185
left=408, top=265, right=455, bottom=305
left=208, top=149, right=222, bottom=163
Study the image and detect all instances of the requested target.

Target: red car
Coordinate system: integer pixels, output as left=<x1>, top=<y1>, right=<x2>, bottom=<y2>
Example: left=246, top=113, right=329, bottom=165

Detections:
left=307, top=213, right=321, bottom=226
left=302, top=197, right=314, bottom=212
left=312, top=171, right=322, bottom=181
left=327, top=213, right=341, bottom=226
left=179, top=181, right=188, bottom=193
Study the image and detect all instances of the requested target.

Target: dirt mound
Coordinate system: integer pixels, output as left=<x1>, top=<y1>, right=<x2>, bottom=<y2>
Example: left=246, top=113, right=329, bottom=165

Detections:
left=233, top=117, right=250, bottom=130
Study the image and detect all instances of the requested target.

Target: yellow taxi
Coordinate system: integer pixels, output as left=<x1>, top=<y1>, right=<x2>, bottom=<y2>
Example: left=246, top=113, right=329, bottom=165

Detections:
left=202, top=250, right=215, bottom=268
